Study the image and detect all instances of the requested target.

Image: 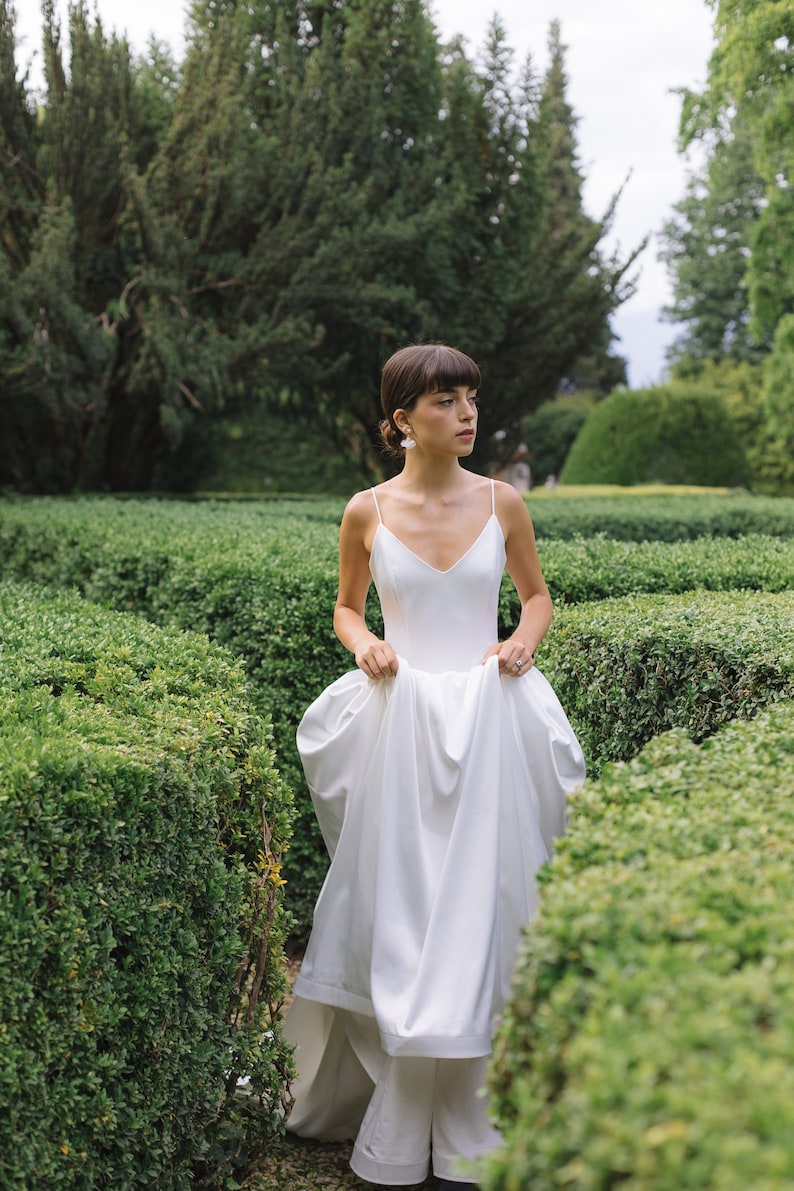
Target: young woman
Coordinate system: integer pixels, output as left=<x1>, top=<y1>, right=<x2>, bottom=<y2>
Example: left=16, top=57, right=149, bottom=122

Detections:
left=285, top=344, right=585, bottom=1188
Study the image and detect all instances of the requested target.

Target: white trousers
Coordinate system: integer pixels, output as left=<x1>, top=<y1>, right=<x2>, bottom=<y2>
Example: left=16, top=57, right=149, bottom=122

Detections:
left=285, top=998, right=500, bottom=1185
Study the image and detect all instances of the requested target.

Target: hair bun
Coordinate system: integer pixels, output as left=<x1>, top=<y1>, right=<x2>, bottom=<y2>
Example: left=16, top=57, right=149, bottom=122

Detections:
left=379, top=418, right=404, bottom=455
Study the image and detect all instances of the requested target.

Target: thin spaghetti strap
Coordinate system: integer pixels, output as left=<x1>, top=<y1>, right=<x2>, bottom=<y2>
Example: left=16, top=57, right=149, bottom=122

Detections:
left=371, top=486, right=383, bottom=524
left=490, top=478, right=496, bottom=515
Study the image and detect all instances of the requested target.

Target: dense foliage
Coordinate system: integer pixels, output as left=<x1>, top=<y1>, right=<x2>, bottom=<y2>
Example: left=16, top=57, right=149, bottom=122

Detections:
left=528, top=487, right=794, bottom=539
left=519, top=392, right=594, bottom=487
left=560, top=384, right=749, bottom=487
left=2, top=485, right=792, bottom=1187
left=537, top=532, right=794, bottom=603
left=542, top=589, right=794, bottom=767
left=663, top=0, right=794, bottom=491
left=0, top=581, right=293, bottom=1188
left=660, top=117, right=768, bottom=366
left=484, top=699, right=794, bottom=1190
left=0, top=1, right=634, bottom=493
left=2, top=491, right=793, bottom=936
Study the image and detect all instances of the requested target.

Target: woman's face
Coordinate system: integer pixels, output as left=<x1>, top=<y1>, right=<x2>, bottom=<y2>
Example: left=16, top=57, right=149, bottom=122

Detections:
left=397, top=385, right=479, bottom=457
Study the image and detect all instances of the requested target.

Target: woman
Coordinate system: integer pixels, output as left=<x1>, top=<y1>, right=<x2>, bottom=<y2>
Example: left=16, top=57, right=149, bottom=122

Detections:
left=285, top=344, right=585, bottom=1188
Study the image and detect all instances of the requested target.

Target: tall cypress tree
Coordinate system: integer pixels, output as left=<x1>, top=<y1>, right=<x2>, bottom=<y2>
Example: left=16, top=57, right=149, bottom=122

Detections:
left=529, top=20, right=633, bottom=390
left=463, top=20, right=634, bottom=465
left=0, top=0, right=182, bottom=490
left=237, top=0, right=447, bottom=473
left=97, top=2, right=260, bottom=488
left=0, top=1, right=122, bottom=490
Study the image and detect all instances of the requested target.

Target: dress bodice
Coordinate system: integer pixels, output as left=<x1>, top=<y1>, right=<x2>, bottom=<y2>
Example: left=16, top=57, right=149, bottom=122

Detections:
left=368, top=488, right=506, bottom=673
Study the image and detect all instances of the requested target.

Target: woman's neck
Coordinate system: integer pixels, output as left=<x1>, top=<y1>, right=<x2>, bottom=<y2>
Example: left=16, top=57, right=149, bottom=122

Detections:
left=396, top=455, right=471, bottom=496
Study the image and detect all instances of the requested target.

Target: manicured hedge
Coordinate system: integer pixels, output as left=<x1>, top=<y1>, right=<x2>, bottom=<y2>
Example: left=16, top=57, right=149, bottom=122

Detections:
left=560, top=384, right=749, bottom=487
left=527, top=488, right=794, bottom=541
left=3, top=491, right=794, bottom=557
left=2, top=497, right=793, bottom=933
left=5, top=495, right=792, bottom=1188
left=536, top=532, right=794, bottom=604
left=0, top=499, right=350, bottom=935
left=0, top=583, right=293, bottom=1188
left=541, top=590, right=794, bottom=768
left=484, top=700, right=794, bottom=1191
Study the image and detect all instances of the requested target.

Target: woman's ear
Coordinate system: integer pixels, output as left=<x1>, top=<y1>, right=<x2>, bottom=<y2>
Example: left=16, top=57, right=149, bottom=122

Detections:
left=393, top=408, right=411, bottom=435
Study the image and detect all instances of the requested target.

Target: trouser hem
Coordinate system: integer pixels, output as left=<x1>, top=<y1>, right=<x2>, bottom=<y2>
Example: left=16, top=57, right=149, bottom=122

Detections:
left=433, top=1147, right=478, bottom=1181
left=350, top=1145, right=430, bottom=1185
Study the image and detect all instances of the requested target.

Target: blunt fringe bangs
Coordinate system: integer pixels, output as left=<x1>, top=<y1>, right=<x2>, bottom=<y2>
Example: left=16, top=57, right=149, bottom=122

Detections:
left=381, top=344, right=481, bottom=422
left=411, top=344, right=481, bottom=397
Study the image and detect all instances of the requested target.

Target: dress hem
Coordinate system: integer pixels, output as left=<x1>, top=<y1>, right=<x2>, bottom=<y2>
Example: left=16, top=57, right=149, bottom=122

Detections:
left=293, top=975, right=374, bottom=1018
left=292, top=982, right=494, bottom=1059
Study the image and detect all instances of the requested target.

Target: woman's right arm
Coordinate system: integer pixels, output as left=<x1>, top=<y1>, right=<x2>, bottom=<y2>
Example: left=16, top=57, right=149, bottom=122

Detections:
left=333, top=493, right=399, bottom=680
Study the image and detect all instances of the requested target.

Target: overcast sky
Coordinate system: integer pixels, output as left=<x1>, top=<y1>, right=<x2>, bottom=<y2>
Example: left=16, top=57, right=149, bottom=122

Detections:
left=14, top=0, right=716, bottom=387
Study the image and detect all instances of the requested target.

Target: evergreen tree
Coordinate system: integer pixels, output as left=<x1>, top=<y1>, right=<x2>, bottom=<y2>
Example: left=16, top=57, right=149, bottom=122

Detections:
left=680, top=0, right=794, bottom=338
left=0, top=0, right=39, bottom=270
left=1, top=0, right=638, bottom=490
left=0, top=0, right=182, bottom=490
left=213, top=7, right=634, bottom=478
left=239, top=0, right=448, bottom=475
left=1, top=1, right=122, bottom=490
left=466, top=21, right=635, bottom=466
left=97, top=2, right=259, bottom=488
left=660, top=117, right=767, bottom=365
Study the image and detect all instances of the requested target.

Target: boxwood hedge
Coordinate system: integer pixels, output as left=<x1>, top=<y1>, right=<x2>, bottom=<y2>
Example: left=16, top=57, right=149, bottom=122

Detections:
left=536, top=533, right=794, bottom=604
left=0, top=583, right=293, bottom=1188
left=541, top=590, right=794, bottom=768
left=1, top=497, right=793, bottom=933
left=0, top=499, right=351, bottom=935
left=525, top=490, right=794, bottom=541
left=484, top=699, right=794, bottom=1191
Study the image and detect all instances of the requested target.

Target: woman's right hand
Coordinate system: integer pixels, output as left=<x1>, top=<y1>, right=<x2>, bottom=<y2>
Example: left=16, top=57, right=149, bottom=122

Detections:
left=354, top=638, right=399, bottom=681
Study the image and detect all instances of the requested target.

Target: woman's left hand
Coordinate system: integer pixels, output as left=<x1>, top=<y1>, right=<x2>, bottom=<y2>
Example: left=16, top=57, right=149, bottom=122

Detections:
left=482, top=640, right=535, bottom=677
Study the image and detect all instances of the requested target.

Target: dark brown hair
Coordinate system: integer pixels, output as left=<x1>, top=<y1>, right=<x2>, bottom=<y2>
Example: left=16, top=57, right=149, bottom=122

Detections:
left=378, top=343, right=481, bottom=454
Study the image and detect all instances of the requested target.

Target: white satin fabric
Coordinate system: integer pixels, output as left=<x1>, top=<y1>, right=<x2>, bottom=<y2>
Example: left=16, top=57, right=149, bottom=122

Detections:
left=287, top=492, right=585, bottom=1142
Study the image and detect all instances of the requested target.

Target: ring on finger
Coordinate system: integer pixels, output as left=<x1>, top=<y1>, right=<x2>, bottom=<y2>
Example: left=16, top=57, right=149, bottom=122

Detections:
left=514, top=659, right=523, bottom=670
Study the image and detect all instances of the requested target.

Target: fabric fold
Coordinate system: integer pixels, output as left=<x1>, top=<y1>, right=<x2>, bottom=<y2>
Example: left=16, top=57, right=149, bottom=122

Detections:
left=295, top=653, right=583, bottom=1058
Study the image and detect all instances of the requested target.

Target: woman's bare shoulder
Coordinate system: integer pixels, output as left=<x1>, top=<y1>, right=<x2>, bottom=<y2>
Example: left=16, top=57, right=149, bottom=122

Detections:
left=492, top=478, right=531, bottom=518
left=340, top=488, right=380, bottom=542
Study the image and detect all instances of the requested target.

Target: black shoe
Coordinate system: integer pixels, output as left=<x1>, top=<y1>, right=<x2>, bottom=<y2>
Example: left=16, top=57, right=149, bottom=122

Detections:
left=438, top=1182, right=479, bottom=1190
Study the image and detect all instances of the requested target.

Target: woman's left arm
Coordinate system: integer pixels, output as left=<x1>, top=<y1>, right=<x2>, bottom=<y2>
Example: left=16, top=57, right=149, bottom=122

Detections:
left=482, top=483, right=553, bottom=676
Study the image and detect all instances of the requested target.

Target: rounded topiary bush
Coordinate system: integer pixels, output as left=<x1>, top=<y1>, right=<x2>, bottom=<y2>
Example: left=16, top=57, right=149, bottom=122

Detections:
left=560, top=384, right=750, bottom=487
left=0, top=582, right=293, bottom=1189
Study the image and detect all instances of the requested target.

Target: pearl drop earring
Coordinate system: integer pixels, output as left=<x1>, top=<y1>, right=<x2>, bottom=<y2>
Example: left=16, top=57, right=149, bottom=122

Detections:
left=400, top=428, right=416, bottom=450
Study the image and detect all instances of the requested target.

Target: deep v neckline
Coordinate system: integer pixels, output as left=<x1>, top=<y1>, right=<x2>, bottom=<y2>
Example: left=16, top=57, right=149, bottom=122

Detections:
left=374, top=514, right=498, bottom=575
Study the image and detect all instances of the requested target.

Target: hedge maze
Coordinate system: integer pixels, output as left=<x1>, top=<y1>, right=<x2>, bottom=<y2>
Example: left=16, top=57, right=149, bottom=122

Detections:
left=1, top=490, right=793, bottom=1188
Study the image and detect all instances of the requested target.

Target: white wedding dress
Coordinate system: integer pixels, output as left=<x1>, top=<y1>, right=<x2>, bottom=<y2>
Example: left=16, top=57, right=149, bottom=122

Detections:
left=285, top=483, right=585, bottom=1183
